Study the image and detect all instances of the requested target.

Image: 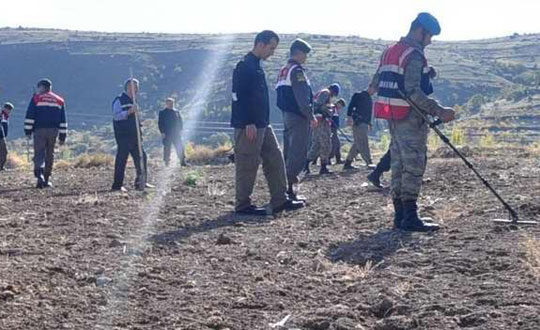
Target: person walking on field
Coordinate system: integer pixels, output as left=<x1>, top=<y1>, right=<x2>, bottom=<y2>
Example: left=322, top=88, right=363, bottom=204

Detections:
left=231, top=30, right=305, bottom=215
left=24, top=79, right=67, bottom=188
left=305, top=83, right=341, bottom=175
left=371, top=12, right=455, bottom=232
left=343, top=87, right=376, bottom=170
left=276, top=38, right=316, bottom=202
left=330, top=98, right=346, bottom=165
left=158, top=97, right=186, bottom=167
left=0, top=102, right=14, bottom=171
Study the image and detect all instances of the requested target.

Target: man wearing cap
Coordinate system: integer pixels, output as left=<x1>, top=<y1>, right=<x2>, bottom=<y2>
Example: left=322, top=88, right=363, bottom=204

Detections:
left=343, top=87, right=376, bottom=170
left=24, top=79, right=67, bottom=188
left=371, top=12, right=455, bottom=232
left=276, top=38, right=316, bottom=201
left=0, top=102, right=14, bottom=171
left=111, top=78, right=152, bottom=192
left=305, top=83, right=341, bottom=175
left=158, top=97, right=186, bottom=167
left=231, top=30, right=305, bottom=215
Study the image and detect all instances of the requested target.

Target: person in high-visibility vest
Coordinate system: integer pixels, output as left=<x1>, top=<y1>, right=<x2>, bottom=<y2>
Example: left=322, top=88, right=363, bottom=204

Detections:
left=370, top=13, right=455, bottom=232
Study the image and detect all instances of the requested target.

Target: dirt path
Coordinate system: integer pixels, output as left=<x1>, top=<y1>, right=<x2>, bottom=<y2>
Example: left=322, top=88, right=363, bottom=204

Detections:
left=1, top=151, right=539, bottom=329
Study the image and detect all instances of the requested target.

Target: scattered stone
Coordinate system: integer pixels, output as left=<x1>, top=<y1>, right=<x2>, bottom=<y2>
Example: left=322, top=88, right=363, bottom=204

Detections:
left=216, top=233, right=233, bottom=245
left=374, top=316, right=417, bottom=330
left=371, top=297, right=395, bottom=318
left=96, top=276, right=113, bottom=287
left=456, top=312, right=487, bottom=327
left=334, top=317, right=357, bottom=330
left=109, top=239, right=124, bottom=248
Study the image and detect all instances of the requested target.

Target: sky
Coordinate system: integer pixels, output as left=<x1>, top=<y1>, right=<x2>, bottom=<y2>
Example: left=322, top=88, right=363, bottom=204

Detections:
left=0, top=0, right=539, bottom=41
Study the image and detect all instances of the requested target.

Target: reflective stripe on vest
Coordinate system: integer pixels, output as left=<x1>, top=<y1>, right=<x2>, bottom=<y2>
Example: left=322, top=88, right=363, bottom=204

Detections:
left=276, top=63, right=312, bottom=88
left=374, top=42, right=430, bottom=120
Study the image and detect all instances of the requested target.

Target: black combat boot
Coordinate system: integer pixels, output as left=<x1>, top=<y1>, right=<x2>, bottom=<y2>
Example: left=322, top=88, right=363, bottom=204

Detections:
left=393, top=198, right=404, bottom=229
left=320, top=163, right=332, bottom=175
left=303, top=161, right=311, bottom=174
left=367, top=169, right=383, bottom=188
left=343, top=160, right=358, bottom=171
left=401, top=200, right=440, bottom=232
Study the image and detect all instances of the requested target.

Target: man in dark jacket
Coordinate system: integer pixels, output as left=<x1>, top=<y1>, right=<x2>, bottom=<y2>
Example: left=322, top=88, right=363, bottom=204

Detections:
left=0, top=102, right=14, bottom=171
left=111, top=78, right=152, bottom=192
left=24, top=79, right=67, bottom=188
left=231, top=30, right=304, bottom=215
left=343, top=87, right=375, bottom=170
left=158, top=97, right=186, bottom=166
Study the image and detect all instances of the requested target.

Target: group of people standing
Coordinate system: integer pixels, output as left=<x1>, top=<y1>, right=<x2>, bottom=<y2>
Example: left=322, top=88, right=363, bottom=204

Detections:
left=1, top=78, right=186, bottom=192
left=2, top=12, right=456, bottom=232
left=230, top=12, right=456, bottom=232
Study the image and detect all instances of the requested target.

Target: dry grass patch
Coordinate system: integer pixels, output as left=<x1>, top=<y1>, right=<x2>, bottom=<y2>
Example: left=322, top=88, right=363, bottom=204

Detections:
left=523, top=236, right=540, bottom=278
left=73, top=153, right=114, bottom=168
left=5, top=153, right=30, bottom=170
left=185, top=143, right=232, bottom=165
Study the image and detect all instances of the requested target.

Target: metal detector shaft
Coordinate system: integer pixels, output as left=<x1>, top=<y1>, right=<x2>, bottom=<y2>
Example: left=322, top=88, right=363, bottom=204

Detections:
left=398, top=90, right=519, bottom=222
left=337, top=127, right=353, bottom=143
left=130, top=70, right=146, bottom=190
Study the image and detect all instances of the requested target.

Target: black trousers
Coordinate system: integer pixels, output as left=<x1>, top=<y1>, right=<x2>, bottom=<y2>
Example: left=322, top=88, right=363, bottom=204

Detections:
left=163, top=135, right=185, bottom=164
left=112, top=131, right=147, bottom=189
left=375, top=149, right=391, bottom=173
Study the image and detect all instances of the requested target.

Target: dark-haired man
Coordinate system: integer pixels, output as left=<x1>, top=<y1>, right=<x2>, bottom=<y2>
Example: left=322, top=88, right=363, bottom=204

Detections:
left=276, top=38, right=316, bottom=201
left=344, top=87, right=375, bottom=170
left=24, top=79, right=67, bottom=188
left=0, top=102, right=14, bottom=171
left=159, top=97, right=186, bottom=167
left=231, top=30, right=304, bottom=215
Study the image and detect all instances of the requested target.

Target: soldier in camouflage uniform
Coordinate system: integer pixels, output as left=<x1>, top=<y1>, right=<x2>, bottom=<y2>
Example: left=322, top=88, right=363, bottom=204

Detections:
left=371, top=13, right=455, bottom=232
left=305, top=83, right=341, bottom=175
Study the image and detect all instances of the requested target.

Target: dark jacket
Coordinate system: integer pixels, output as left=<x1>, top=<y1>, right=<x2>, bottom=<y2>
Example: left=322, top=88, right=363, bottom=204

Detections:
left=231, top=52, right=270, bottom=129
left=158, top=108, right=183, bottom=137
left=24, top=91, right=68, bottom=141
left=348, top=91, right=373, bottom=125
left=112, top=92, right=139, bottom=138
left=0, top=111, right=8, bottom=139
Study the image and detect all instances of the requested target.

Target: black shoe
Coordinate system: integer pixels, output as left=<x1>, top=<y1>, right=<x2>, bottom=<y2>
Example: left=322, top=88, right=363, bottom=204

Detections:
left=235, top=205, right=269, bottom=216
left=343, top=160, right=358, bottom=171
left=393, top=198, right=404, bottom=229
left=320, top=164, right=332, bottom=175
left=367, top=171, right=383, bottom=188
left=335, top=158, right=343, bottom=165
left=112, top=186, right=128, bottom=192
left=43, top=176, right=53, bottom=188
left=273, top=199, right=305, bottom=214
left=287, top=191, right=306, bottom=203
left=401, top=200, right=440, bottom=232
left=303, top=161, right=311, bottom=174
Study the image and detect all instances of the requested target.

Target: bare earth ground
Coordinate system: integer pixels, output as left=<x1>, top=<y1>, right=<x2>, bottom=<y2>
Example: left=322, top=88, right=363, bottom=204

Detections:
left=1, top=149, right=539, bottom=330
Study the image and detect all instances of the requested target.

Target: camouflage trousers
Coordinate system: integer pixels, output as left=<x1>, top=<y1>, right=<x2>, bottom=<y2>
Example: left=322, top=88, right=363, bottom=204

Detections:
left=389, top=112, right=429, bottom=202
left=307, top=119, right=332, bottom=164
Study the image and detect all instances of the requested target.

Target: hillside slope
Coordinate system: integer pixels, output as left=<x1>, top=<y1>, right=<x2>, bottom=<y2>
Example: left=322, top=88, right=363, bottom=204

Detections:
left=1, top=28, right=539, bottom=138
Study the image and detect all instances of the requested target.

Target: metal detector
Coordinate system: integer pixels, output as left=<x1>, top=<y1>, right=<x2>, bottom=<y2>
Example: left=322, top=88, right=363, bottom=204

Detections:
left=398, top=90, right=537, bottom=226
